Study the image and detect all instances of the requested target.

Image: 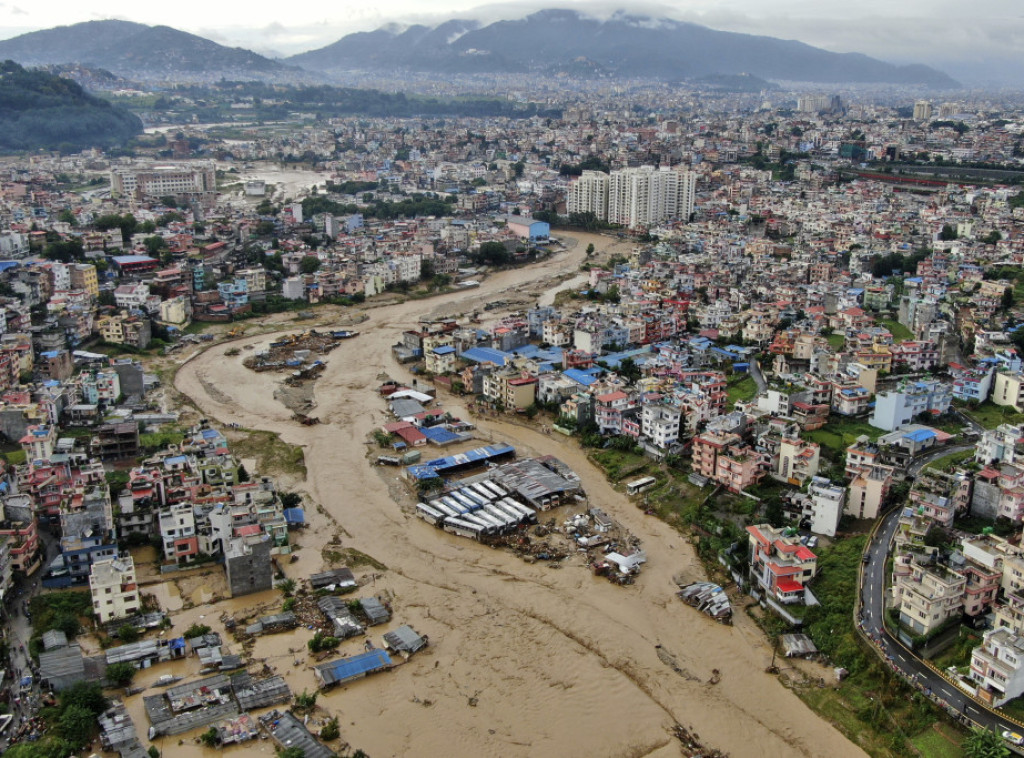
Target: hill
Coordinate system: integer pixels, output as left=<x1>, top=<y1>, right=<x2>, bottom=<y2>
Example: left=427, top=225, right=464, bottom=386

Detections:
left=0, top=20, right=300, bottom=82
left=289, top=9, right=959, bottom=87
left=0, top=60, right=143, bottom=152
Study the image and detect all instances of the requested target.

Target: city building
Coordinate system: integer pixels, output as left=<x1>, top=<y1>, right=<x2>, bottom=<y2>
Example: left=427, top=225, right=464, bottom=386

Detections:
left=89, top=555, right=140, bottom=624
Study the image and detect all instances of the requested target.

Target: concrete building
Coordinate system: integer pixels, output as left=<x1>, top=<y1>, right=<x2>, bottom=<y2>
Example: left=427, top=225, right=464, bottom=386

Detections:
left=870, top=379, right=952, bottom=431
left=605, top=166, right=696, bottom=229
left=745, top=523, right=818, bottom=605
left=224, top=534, right=273, bottom=598
left=111, top=163, right=217, bottom=207
left=89, top=555, right=140, bottom=624
left=891, top=557, right=965, bottom=635
left=566, top=170, right=609, bottom=218
left=971, top=628, right=1024, bottom=707
left=993, top=370, right=1024, bottom=413
left=846, top=464, right=894, bottom=520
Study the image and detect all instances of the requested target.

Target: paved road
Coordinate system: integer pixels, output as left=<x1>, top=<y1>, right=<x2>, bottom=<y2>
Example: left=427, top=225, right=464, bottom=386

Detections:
left=750, top=358, right=767, bottom=394
left=861, top=495, right=1023, bottom=744
left=907, top=444, right=976, bottom=477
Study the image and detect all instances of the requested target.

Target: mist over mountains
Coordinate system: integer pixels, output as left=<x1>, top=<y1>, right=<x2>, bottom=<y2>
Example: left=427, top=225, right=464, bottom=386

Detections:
left=0, top=10, right=959, bottom=88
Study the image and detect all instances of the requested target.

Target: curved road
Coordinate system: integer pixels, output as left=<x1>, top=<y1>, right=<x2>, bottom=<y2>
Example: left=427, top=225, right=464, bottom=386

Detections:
left=860, top=443, right=1024, bottom=745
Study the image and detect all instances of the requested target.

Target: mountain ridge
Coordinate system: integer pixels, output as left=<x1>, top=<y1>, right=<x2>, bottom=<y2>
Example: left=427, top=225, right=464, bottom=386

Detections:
left=288, top=9, right=959, bottom=87
left=0, top=20, right=303, bottom=82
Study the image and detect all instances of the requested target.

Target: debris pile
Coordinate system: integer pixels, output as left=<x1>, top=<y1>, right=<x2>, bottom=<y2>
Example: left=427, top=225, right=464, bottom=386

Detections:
left=243, top=330, right=353, bottom=373
left=677, top=581, right=733, bottom=624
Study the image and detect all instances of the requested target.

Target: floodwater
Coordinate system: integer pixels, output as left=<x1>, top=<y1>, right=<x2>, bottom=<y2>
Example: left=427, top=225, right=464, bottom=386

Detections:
left=170, top=232, right=866, bottom=758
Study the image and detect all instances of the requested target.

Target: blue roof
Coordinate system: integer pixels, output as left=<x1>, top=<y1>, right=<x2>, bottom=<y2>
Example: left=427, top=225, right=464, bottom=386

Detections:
left=407, top=443, right=515, bottom=479
left=317, top=649, right=392, bottom=685
left=0, top=261, right=20, bottom=273
left=461, top=347, right=511, bottom=366
left=564, top=368, right=598, bottom=386
left=905, top=429, right=936, bottom=442
left=283, top=507, right=305, bottom=524
left=432, top=345, right=456, bottom=355
left=421, top=426, right=460, bottom=444
left=165, top=455, right=187, bottom=465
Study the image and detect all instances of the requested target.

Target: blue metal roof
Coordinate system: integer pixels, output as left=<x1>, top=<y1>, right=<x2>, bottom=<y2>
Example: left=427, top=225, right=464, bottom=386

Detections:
left=432, top=345, right=456, bottom=355
left=461, top=347, right=510, bottom=366
left=317, top=649, right=392, bottom=685
left=283, top=507, right=305, bottom=524
left=905, top=429, right=936, bottom=442
left=563, top=369, right=598, bottom=386
left=420, top=426, right=460, bottom=444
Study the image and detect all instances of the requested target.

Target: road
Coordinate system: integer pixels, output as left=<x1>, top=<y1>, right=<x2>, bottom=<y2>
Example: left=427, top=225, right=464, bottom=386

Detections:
left=750, top=358, right=767, bottom=393
left=860, top=466, right=1024, bottom=744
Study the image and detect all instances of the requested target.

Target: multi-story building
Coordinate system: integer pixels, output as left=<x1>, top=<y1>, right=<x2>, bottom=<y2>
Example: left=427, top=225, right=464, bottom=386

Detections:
left=607, top=166, right=696, bottom=229
left=870, top=379, right=952, bottom=431
left=640, top=400, right=681, bottom=450
left=69, top=264, right=99, bottom=298
left=89, top=555, right=140, bottom=624
left=111, top=163, right=217, bottom=207
left=971, top=628, right=1024, bottom=707
left=976, top=424, right=1024, bottom=466
left=159, top=503, right=199, bottom=565
left=891, top=557, right=965, bottom=635
left=846, top=464, right=894, bottom=520
left=777, top=436, right=820, bottom=485
left=566, top=170, right=609, bottom=219
left=745, top=523, right=818, bottom=605
left=993, top=370, right=1024, bottom=413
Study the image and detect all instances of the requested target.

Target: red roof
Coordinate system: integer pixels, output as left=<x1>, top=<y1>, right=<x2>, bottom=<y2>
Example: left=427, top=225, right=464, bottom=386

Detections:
left=775, top=578, right=803, bottom=594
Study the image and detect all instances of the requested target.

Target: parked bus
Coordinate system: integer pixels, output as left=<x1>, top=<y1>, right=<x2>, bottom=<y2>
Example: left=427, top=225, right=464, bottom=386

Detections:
left=626, top=476, right=657, bottom=496
left=443, top=517, right=483, bottom=539
left=416, top=503, right=446, bottom=525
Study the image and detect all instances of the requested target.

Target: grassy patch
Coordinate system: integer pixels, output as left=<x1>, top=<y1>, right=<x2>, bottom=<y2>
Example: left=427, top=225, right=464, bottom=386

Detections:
left=930, top=627, right=981, bottom=669
left=806, top=417, right=881, bottom=460
left=140, top=430, right=185, bottom=452
left=879, top=318, right=914, bottom=342
left=321, top=546, right=387, bottom=571
left=589, top=448, right=651, bottom=482
left=230, top=429, right=306, bottom=478
left=961, top=401, right=1024, bottom=430
left=826, top=333, right=846, bottom=351
left=909, top=723, right=964, bottom=758
left=725, top=374, right=759, bottom=409
left=3, top=448, right=26, bottom=465
left=924, top=448, right=976, bottom=473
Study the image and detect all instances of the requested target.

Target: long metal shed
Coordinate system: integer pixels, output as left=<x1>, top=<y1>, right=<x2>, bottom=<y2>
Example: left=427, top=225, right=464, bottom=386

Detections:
left=314, top=649, right=393, bottom=688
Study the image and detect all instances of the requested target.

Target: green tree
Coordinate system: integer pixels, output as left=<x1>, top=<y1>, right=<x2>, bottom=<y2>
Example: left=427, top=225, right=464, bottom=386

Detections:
left=585, top=243, right=595, bottom=255
left=117, top=624, right=140, bottom=643
left=962, top=726, right=1010, bottom=758
left=320, top=717, right=340, bottom=741
left=476, top=241, right=510, bottom=265
left=237, top=463, right=250, bottom=483
left=143, top=236, right=168, bottom=256
left=294, top=689, right=318, bottom=713
left=58, top=682, right=108, bottom=716
left=939, top=223, right=958, bottom=241
left=278, top=578, right=296, bottom=597
left=57, top=209, right=77, bottom=227
left=298, top=256, right=321, bottom=274
left=57, top=704, right=95, bottom=748
left=105, top=661, right=136, bottom=687
left=278, top=748, right=306, bottom=758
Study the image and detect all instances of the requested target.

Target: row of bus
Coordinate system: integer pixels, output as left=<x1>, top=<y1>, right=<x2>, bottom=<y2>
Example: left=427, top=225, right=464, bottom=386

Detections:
left=415, top=481, right=537, bottom=540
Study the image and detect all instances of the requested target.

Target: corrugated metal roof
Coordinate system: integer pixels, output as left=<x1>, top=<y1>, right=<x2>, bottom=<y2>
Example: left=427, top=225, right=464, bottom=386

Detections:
left=315, top=649, right=392, bottom=685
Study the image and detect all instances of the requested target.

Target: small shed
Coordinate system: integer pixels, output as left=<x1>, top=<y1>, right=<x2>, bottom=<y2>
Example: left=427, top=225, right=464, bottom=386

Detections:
left=382, top=624, right=428, bottom=655
left=310, top=568, right=356, bottom=591
left=360, top=597, right=390, bottom=626
left=39, top=643, right=87, bottom=691
left=781, top=633, right=819, bottom=658
left=314, top=649, right=393, bottom=688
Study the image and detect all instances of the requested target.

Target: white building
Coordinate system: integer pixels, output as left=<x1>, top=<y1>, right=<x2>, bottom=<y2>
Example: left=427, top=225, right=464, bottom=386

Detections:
left=641, top=401, right=681, bottom=450
left=607, top=166, right=695, bottom=230
left=976, top=424, right=1024, bottom=466
left=971, top=628, right=1024, bottom=707
left=281, top=277, right=305, bottom=300
left=89, top=555, right=140, bottom=624
left=870, top=379, right=952, bottom=431
left=566, top=170, right=609, bottom=218
left=806, top=478, right=846, bottom=537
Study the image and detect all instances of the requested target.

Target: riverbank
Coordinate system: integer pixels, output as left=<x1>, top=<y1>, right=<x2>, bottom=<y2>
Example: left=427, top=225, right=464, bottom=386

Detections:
left=172, top=231, right=866, bottom=758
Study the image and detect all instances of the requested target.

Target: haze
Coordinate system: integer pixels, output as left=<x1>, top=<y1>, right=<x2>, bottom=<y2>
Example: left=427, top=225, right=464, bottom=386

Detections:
left=0, top=0, right=1022, bottom=85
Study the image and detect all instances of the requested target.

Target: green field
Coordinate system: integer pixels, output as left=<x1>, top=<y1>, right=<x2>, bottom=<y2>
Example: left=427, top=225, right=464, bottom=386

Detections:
left=806, top=417, right=882, bottom=459
left=879, top=318, right=914, bottom=342
left=827, top=333, right=846, bottom=351
left=726, top=374, right=759, bottom=409
left=962, top=401, right=1024, bottom=430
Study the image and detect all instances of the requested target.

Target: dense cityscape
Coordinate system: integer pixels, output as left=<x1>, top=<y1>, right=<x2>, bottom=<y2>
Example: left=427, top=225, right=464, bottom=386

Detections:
left=2, top=5, right=1024, bottom=758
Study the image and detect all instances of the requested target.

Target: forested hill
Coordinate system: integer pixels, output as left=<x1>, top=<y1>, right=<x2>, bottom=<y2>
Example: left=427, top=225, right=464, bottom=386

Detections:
left=0, top=60, right=143, bottom=153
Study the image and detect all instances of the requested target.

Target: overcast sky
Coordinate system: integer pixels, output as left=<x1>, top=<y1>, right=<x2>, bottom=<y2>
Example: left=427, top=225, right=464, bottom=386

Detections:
left=1, top=0, right=1021, bottom=84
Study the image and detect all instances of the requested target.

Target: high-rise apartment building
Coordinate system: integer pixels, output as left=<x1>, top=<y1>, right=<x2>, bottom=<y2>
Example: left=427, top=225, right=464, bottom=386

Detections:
left=913, top=100, right=933, bottom=121
left=566, top=170, right=609, bottom=218
left=568, top=166, right=695, bottom=230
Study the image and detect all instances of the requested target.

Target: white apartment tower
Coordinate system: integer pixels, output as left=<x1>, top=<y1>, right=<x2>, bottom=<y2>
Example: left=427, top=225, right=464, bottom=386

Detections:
left=607, top=166, right=695, bottom=229
left=567, top=170, right=609, bottom=218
